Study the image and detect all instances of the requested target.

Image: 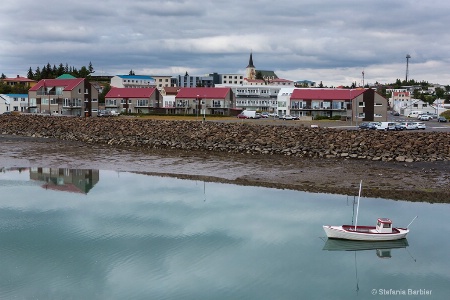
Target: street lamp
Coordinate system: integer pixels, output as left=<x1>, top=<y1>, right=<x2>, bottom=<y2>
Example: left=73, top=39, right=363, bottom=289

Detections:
left=196, top=95, right=199, bottom=121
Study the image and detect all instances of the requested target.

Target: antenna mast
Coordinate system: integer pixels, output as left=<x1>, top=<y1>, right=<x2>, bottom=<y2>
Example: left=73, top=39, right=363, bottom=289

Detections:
left=406, top=54, right=411, bottom=82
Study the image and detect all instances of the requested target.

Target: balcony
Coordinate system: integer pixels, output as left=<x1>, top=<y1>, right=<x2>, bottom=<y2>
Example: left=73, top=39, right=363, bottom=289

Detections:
left=36, top=91, right=63, bottom=96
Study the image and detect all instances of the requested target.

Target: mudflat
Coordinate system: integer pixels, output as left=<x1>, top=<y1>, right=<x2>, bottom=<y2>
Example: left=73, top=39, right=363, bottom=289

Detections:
left=1, top=134, right=449, bottom=203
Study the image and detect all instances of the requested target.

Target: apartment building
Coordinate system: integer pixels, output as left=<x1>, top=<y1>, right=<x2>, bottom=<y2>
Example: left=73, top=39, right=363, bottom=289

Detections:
left=28, top=77, right=99, bottom=117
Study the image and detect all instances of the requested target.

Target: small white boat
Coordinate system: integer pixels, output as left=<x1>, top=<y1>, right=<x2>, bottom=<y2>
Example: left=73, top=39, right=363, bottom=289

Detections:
left=323, top=181, right=417, bottom=241
left=323, top=218, right=409, bottom=241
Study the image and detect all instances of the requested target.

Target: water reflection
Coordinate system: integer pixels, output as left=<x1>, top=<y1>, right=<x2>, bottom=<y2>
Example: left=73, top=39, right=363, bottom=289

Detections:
left=322, top=239, right=409, bottom=258
left=0, top=167, right=449, bottom=299
left=1, top=167, right=99, bottom=194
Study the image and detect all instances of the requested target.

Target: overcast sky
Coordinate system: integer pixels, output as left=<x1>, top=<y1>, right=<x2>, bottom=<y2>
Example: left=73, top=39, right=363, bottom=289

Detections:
left=1, top=0, right=449, bottom=87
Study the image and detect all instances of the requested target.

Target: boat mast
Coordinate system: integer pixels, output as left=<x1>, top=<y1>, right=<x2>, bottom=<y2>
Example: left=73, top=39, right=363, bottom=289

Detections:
left=354, top=180, right=362, bottom=231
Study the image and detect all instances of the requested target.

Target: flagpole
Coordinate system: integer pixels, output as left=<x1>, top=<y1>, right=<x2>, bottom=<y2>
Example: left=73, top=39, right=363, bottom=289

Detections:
left=354, top=180, right=362, bottom=231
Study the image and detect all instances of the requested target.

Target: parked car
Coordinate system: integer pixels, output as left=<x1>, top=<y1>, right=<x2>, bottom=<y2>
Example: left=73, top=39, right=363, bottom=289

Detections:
left=419, top=115, right=431, bottom=121
left=399, top=122, right=417, bottom=130
left=268, top=112, right=279, bottom=118
left=260, top=112, right=269, bottom=118
left=374, top=122, right=396, bottom=131
left=237, top=113, right=248, bottom=119
left=437, top=117, right=448, bottom=122
left=2, top=111, right=12, bottom=115
left=393, top=111, right=400, bottom=116
left=394, top=123, right=405, bottom=131
left=281, top=115, right=295, bottom=120
left=412, top=122, right=426, bottom=130
left=358, top=122, right=376, bottom=130
left=97, top=110, right=108, bottom=117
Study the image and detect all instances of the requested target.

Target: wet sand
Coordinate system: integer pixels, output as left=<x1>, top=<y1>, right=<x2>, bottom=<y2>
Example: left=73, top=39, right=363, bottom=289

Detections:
left=1, top=134, right=449, bottom=203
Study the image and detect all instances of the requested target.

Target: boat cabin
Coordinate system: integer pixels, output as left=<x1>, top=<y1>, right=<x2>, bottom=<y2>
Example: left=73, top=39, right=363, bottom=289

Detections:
left=376, top=218, right=393, bottom=233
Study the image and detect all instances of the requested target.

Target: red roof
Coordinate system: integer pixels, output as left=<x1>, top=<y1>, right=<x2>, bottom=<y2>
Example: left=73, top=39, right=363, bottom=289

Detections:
left=176, top=87, right=231, bottom=99
left=105, top=87, right=157, bottom=98
left=290, top=88, right=365, bottom=100
left=269, top=78, right=293, bottom=83
left=4, top=76, right=35, bottom=83
left=29, top=78, right=85, bottom=91
left=163, top=87, right=180, bottom=95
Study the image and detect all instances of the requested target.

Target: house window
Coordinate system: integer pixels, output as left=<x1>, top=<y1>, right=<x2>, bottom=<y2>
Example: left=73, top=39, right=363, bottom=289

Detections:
left=358, top=102, right=365, bottom=107
left=358, top=112, right=365, bottom=118
left=375, top=102, right=382, bottom=106
left=137, top=99, right=149, bottom=106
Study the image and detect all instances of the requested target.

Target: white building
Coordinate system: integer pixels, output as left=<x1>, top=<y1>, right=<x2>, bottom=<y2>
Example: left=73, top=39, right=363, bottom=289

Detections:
left=150, top=75, right=173, bottom=90
left=391, top=91, right=411, bottom=112
left=110, top=75, right=156, bottom=88
left=277, top=87, right=297, bottom=116
left=0, top=94, right=28, bottom=113
left=215, top=83, right=280, bottom=112
left=401, top=99, right=434, bottom=116
left=220, top=74, right=244, bottom=85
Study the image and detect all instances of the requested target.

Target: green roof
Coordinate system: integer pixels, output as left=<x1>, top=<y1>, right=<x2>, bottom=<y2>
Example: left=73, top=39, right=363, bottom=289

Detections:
left=256, top=70, right=278, bottom=79
left=57, top=74, right=76, bottom=79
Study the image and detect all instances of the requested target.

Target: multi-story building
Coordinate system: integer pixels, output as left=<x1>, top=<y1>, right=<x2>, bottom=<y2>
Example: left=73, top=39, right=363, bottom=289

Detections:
left=150, top=75, right=173, bottom=90
left=175, top=72, right=214, bottom=87
left=215, top=83, right=279, bottom=112
left=0, top=94, right=28, bottom=113
left=28, top=76, right=99, bottom=116
left=105, top=87, right=162, bottom=114
left=173, top=87, right=234, bottom=116
left=2, top=75, right=36, bottom=88
left=220, top=74, right=245, bottom=85
left=289, top=88, right=388, bottom=121
left=110, top=75, right=156, bottom=88
left=391, top=91, right=411, bottom=113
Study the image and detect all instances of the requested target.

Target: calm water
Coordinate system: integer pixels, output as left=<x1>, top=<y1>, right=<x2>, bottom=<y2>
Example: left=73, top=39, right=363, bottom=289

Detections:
left=0, top=167, right=449, bottom=299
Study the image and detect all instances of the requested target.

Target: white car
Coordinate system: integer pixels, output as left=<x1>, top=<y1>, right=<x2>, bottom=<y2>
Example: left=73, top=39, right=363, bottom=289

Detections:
left=399, top=122, right=417, bottom=130
left=281, top=115, right=295, bottom=120
left=419, top=115, right=431, bottom=121
left=413, top=122, right=426, bottom=130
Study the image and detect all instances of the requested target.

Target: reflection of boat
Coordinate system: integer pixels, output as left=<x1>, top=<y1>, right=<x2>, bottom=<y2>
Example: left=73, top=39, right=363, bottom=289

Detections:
left=323, top=181, right=416, bottom=241
left=323, top=238, right=409, bottom=259
left=322, top=238, right=409, bottom=252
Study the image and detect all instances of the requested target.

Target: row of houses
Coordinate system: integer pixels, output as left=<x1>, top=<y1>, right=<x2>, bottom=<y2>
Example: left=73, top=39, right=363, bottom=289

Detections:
left=1, top=74, right=389, bottom=121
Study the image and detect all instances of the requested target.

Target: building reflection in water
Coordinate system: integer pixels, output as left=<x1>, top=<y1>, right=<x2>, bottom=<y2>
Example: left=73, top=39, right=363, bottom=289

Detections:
left=29, top=167, right=99, bottom=194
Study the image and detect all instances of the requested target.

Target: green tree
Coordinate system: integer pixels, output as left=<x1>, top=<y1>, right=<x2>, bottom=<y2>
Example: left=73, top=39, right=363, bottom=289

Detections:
left=88, top=61, right=95, bottom=75
left=129, top=69, right=135, bottom=75
left=57, top=63, right=65, bottom=77
left=1, top=73, right=6, bottom=79
left=27, top=67, right=34, bottom=79
left=34, top=66, right=41, bottom=80
left=435, top=87, right=445, bottom=99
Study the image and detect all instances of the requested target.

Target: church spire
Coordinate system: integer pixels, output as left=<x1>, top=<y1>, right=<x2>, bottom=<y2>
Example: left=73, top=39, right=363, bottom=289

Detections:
left=247, top=51, right=255, bottom=68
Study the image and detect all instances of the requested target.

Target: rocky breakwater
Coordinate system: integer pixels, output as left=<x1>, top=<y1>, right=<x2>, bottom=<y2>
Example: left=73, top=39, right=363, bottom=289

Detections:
left=1, top=115, right=450, bottom=162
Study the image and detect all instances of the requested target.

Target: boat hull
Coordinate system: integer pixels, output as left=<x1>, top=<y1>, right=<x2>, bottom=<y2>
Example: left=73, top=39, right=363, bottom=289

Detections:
left=323, top=225, right=409, bottom=241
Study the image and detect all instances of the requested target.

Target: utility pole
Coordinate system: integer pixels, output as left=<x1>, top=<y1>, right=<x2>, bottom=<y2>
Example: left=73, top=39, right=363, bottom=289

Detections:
left=406, top=54, right=411, bottom=82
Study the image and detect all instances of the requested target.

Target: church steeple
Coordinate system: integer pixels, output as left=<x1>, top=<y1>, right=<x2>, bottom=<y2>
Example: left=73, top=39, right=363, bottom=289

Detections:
left=247, top=51, right=255, bottom=68
left=246, top=51, right=256, bottom=80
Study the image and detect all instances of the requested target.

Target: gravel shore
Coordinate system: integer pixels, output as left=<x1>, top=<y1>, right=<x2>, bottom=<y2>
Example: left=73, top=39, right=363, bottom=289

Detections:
left=1, top=134, right=449, bottom=203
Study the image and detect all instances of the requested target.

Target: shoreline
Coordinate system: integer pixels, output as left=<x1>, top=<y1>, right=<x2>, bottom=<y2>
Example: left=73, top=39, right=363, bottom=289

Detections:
left=1, top=134, right=449, bottom=203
